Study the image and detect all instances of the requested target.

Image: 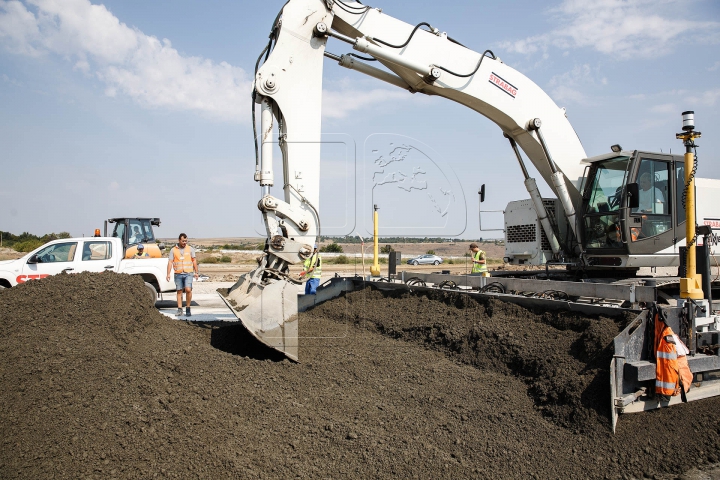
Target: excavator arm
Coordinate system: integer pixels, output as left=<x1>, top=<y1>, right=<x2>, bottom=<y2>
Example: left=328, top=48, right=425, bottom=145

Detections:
left=222, top=0, right=591, bottom=360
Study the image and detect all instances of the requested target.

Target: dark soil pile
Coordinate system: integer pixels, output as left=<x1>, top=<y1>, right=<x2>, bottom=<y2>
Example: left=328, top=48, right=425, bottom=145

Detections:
left=329, top=288, right=630, bottom=433
left=2, top=274, right=720, bottom=479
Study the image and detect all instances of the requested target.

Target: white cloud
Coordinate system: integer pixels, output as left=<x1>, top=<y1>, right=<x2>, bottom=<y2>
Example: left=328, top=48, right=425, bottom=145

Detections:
left=547, top=64, right=602, bottom=105
left=322, top=87, right=410, bottom=119
left=2, top=72, right=22, bottom=86
left=0, top=0, right=41, bottom=56
left=687, top=88, right=720, bottom=107
left=499, top=0, right=720, bottom=60
left=0, top=0, right=252, bottom=122
left=709, top=61, right=720, bottom=72
left=73, top=59, right=89, bottom=72
left=649, top=103, right=677, bottom=114
left=630, top=88, right=718, bottom=108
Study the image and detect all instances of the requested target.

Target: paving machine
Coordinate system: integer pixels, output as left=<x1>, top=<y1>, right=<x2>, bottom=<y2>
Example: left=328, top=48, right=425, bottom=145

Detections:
left=220, top=0, right=720, bottom=399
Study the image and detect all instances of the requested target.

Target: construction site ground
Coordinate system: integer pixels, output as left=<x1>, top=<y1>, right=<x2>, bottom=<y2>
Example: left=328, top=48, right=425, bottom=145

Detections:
left=3, top=272, right=720, bottom=479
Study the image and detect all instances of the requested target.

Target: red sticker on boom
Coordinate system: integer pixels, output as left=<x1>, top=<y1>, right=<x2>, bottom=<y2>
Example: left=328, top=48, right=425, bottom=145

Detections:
left=489, top=72, right=518, bottom=98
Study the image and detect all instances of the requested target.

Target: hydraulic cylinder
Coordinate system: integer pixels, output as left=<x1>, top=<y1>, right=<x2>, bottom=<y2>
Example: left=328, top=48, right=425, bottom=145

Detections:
left=259, top=97, right=274, bottom=195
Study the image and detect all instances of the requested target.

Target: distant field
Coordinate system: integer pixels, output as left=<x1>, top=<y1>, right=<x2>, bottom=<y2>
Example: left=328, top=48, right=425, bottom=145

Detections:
left=160, top=238, right=506, bottom=260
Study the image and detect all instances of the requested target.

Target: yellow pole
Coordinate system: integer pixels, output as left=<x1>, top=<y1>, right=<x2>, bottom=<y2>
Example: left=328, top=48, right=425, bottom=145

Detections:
left=677, top=113, right=703, bottom=299
left=371, top=204, right=381, bottom=276
left=361, top=240, right=366, bottom=277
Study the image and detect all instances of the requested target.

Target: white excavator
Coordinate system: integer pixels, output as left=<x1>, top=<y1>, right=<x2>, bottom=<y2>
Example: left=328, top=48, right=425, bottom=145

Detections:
left=220, top=0, right=720, bottom=396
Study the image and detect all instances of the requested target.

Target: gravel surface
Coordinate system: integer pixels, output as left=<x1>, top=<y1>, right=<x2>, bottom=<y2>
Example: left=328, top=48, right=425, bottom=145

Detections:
left=2, top=272, right=720, bottom=479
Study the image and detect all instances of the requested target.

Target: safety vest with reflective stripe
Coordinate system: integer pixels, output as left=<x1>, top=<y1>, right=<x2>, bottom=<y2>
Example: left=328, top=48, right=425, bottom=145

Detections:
left=303, top=253, right=322, bottom=279
left=655, top=320, right=679, bottom=396
left=472, top=250, right=487, bottom=274
left=171, top=246, right=194, bottom=274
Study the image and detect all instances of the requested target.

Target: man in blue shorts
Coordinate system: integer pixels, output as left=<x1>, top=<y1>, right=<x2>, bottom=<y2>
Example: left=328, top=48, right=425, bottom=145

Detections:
left=166, top=233, right=199, bottom=316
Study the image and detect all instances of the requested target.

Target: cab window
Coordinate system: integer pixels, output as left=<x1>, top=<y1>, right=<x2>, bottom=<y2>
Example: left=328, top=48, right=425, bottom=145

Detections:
left=112, top=223, right=126, bottom=243
left=128, top=220, right=144, bottom=245
left=630, top=158, right=671, bottom=241
left=585, top=157, right=628, bottom=214
left=141, top=220, right=156, bottom=243
left=34, top=242, right=77, bottom=263
left=582, top=156, right=628, bottom=249
left=82, top=241, right=113, bottom=261
left=675, top=163, right=686, bottom=226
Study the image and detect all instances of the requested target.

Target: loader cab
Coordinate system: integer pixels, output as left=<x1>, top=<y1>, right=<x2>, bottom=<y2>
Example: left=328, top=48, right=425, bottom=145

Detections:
left=580, top=151, right=684, bottom=265
left=107, top=217, right=164, bottom=259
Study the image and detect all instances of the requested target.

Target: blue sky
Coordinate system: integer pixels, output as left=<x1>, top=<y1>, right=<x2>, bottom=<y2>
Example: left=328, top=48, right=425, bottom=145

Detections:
left=1, top=0, right=718, bottom=239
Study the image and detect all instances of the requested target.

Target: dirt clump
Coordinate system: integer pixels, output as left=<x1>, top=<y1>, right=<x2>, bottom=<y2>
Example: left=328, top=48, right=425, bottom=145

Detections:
left=2, top=275, right=720, bottom=479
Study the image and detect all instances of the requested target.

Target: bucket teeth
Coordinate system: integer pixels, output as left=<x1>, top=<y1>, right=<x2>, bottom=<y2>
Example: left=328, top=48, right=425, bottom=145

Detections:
left=218, top=266, right=299, bottom=362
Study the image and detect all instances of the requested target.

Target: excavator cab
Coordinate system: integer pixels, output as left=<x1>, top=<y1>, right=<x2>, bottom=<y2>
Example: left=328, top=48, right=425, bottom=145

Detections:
left=106, top=217, right=165, bottom=259
left=581, top=151, right=684, bottom=268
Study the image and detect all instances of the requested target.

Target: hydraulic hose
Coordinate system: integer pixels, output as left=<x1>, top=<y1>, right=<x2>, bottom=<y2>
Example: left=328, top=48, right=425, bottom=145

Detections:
left=285, top=183, right=322, bottom=239
left=367, top=21, right=496, bottom=79
left=373, top=22, right=434, bottom=48
left=349, top=52, right=377, bottom=61
left=682, top=141, right=699, bottom=253
left=334, top=0, right=372, bottom=15
left=252, top=15, right=281, bottom=169
left=435, top=50, right=496, bottom=78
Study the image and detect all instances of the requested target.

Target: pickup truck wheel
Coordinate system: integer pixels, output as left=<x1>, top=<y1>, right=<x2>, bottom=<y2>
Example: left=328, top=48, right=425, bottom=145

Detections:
left=144, top=282, right=157, bottom=307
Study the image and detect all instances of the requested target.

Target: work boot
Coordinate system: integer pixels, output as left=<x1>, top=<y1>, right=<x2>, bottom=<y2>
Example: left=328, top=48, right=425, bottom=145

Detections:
left=186, top=307, right=191, bottom=317
left=176, top=308, right=183, bottom=316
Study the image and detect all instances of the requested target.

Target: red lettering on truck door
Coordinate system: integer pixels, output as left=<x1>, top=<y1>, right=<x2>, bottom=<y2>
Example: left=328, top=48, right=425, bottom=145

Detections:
left=16, top=274, right=50, bottom=284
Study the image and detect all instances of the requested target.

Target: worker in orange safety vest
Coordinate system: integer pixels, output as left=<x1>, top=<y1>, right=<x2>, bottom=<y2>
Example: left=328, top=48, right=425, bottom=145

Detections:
left=654, top=307, right=692, bottom=402
left=165, top=233, right=199, bottom=317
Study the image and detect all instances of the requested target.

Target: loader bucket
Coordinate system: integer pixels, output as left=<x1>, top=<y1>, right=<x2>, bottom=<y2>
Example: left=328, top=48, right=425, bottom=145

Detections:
left=218, top=267, right=299, bottom=362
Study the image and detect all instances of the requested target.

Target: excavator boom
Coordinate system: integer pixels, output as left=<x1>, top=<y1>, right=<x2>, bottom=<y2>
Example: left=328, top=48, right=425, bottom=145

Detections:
left=220, top=0, right=597, bottom=361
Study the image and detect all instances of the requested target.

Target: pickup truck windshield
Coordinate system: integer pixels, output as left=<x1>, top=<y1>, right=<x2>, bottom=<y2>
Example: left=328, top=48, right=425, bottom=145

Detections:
left=35, top=242, right=77, bottom=263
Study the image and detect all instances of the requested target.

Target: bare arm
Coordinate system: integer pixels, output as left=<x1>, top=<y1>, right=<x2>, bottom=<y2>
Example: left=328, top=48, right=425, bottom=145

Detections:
left=166, top=249, right=173, bottom=280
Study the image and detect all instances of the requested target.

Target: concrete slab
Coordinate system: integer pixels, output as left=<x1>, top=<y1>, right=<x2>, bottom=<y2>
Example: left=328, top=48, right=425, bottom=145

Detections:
left=156, top=283, right=238, bottom=323
left=159, top=308, right=239, bottom=323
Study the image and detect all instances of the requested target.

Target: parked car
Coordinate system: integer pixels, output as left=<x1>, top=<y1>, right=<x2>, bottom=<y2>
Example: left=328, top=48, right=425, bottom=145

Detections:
left=406, top=254, right=443, bottom=266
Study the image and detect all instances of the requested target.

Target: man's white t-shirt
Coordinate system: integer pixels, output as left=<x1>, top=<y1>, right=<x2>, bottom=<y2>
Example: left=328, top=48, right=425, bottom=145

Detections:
left=637, top=187, right=664, bottom=213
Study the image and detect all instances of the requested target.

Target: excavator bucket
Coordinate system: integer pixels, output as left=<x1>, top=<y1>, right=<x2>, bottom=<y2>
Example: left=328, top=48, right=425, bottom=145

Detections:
left=218, top=266, right=299, bottom=362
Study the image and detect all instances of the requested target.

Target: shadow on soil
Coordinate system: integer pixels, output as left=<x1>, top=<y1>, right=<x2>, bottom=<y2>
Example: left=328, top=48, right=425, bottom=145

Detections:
left=209, top=323, right=287, bottom=362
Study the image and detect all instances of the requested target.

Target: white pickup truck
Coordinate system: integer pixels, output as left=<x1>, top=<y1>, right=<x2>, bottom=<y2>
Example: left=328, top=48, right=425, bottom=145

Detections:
left=0, top=237, right=176, bottom=303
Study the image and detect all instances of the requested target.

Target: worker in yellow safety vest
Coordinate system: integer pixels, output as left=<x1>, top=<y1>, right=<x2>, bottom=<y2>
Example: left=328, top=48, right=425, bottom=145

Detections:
left=300, top=244, right=322, bottom=295
left=133, top=244, right=150, bottom=258
left=165, top=233, right=199, bottom=317
left=469, top=242, right=489, bottom=277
